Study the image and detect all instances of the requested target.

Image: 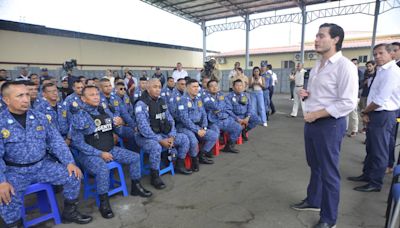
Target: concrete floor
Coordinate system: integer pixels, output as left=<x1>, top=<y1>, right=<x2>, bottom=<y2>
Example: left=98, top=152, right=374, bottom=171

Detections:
left=15, top=94, right=395, bottom=227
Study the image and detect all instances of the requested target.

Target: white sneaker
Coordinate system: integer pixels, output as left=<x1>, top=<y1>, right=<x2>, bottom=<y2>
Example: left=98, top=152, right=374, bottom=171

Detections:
left=263, top=123, right=268, bottom=127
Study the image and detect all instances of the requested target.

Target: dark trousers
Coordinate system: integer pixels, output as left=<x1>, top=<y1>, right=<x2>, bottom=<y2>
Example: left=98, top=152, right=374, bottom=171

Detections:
left=388, top=109, right=400, bottom=168
left=363, top=111, right=397, bottom=187
left=304, top=117, right=346, bottom=225
left=290, top=81, right=295, bottom=99
left=269, top=86, right=275, bottom=113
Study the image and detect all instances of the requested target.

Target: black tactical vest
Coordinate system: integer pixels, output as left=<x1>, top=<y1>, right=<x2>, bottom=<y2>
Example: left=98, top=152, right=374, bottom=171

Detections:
left=84, top=108, right=114, bottom=152
left=140, top=91, right=171, bottom=134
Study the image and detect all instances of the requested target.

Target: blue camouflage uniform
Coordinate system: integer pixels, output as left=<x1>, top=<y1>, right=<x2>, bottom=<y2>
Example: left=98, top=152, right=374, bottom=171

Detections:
left=167, top=88, right=185, bottom=120
left=117, top=93, right=134, bottom=116
left=131, top=88, right=144, bottom=104
left=160, top=87, right=174, bottom=103
left=176, top=93, right=218, bottom=155
left=70, top=103, right=141, bottom=195
left=0, top=95, right=6, bottom=113
left=100, top=92, right=136, bottom=140
left=0, top=109, right=80, bottom=225
left=63, top=93, right=85, bottom=124
left=35, top=99, right=69, bottom=137
left=226, top=91, right=261, bottom=130
left=203, top=91, right=242, bottom=142
left=134, top=97, right=190, bottom=168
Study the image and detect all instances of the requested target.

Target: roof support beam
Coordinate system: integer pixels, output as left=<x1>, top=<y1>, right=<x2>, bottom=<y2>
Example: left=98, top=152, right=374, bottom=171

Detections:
left=370, top=0, right=380, bottom=59
left=300, top=1, right=306, bottom=64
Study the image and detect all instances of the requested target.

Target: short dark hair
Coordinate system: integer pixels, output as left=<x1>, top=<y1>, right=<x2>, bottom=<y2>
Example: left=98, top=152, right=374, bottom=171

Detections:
left=237, top=67, right=243, bottom=73
left=115, top=82, right=125, bottom=87
left=1, top=81, right=26, bottom=95
left=366, top=60, right=376, bottom=65
left=78, top=76, right=86, bottom=80
left=266, top=64, right=272, bottom=70
left=85, top=78, right=94, bottom=84
left=42, top=82, right=57, bottom=92
left=24, top=81, right=36, bottom=86
left=351, top=58, right=358, bottom=62
left=207, top=79, right=218, bottom=88
left=392, top=42, right=400, bottom=47
left=29, top=73, right=38, bottom=78
left=167, top=76, right=174, bottom=81
left=177, top=78, right=186, bottom=83
left=186, top=79, right=199, bottom=86
left=0, top=69, right=6, bottom=72
left=319, top=23, right=345, bottom=51
left=81, top=85, right=98, bottom=96
left=92, top=77, right=98, bottom=80
left=73, top=80, right=83, bottom=86
left=139, top=76, right=148, bottom=81
left=233, top=79, right=243, bottom=86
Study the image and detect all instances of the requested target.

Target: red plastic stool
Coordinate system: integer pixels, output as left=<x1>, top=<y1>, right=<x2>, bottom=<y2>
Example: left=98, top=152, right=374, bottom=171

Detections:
left=184, top=154, right=191, bottom=169
left=223, top=132, right=243, bottom=145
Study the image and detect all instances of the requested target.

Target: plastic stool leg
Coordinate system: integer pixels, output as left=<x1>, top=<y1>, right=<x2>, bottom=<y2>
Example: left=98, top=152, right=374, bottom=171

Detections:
left=37, top=190, right=50, bottom=214
left=185, top=155, right=191, bottom=169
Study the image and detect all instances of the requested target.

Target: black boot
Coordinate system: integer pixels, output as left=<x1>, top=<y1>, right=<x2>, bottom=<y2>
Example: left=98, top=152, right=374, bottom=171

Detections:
left=99, top=193, right=114, bottom=219
left=191, top=156, right=199, bottom=172
left=223, top=140, right=240, bottom=153
left=61, top=199, right=93, bottom=224
left=242, top=129, right=248, bottom=142
left=131, top=180, right=152, bottom=197
left=199, top=151, right=214, bottom=164
left=6, top=219, right=23, bottom=228
left=205, top=151, right=214, bottom=158
left=150, top=169, right=166, bottom=189
left=175, top=158, right=192, bottom=175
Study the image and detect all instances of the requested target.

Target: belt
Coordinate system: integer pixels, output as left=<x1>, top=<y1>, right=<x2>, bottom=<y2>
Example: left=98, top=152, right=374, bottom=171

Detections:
left=296, top=85, right=303, bottom=87
left=5, top=156, right=45, bottom=167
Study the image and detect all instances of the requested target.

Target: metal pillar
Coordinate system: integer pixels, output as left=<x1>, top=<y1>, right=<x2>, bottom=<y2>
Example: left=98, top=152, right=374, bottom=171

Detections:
left=300, top=3, right=307, bottom=64
left=370, top=0, right=380, bottom=59
left=245, top=14, right=250, bottom=70
left=202, top=21, right=207, bottom=63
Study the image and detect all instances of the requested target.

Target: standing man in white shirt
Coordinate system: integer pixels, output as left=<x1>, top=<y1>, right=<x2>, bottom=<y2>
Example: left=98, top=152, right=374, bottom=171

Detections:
left=266, top=64, right=277, bottom=115
left=348, top=43, right=400, bottom=192
left=289, top=63, right=306, bottom=117
left=291, top=23, right=358, bottom=228
left=172, top=62, right=188, bottom=82
left=15, top=67, right=30, bottom=81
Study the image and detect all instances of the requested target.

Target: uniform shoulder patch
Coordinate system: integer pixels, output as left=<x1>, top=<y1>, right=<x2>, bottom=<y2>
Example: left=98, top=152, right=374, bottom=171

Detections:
left=125, top=98, right=130, bottom=104
left=176, top=96, right=181, bottom=101
left=114, top=100, right=119, bottom=106
left=62, top=110, right=67, bottom=118
left=219, top=95, right=225, bottom=101
left=187, top=102, right=192, bottom=108
left=102, top=102, right=107, bottom=109
left=178, top=105, right=184, bottom=110
left=204, top=97, right=210, bottom=102
left=46, top=114, right=52, bottom=123
left=72, top=101, right=78, bottom=107
left=135, top=105, right=143, bottom=113
left=198, top=101, right=203, bottom=107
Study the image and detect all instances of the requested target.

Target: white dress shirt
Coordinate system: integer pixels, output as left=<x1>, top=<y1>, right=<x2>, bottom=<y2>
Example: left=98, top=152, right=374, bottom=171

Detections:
left=367, top=60, right=400, bottom=111
left=172, top=69, right=188, bottom=82
left=304, top=51, right=359, bottom=118
left=294, top=69, right=306, bottom=86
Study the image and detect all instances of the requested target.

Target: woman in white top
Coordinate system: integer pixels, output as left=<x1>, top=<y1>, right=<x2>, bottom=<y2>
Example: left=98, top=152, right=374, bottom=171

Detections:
left=248, top=67, right=268, bottom=126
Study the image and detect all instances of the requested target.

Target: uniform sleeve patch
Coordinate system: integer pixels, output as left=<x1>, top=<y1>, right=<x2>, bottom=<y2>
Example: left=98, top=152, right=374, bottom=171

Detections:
left=135, top=106, right=143, bottom=113
left=204, top=97, right=210, bottom=102
left=178, top=105, right=184, bottom=110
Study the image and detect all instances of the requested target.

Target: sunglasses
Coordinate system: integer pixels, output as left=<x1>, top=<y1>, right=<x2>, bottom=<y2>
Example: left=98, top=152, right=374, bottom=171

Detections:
left=118, top=88, right=126, bottom=91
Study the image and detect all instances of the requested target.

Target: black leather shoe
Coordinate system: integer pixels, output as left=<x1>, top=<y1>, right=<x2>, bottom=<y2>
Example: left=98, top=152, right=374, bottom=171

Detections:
left=205, top=151, right=214, bottom=158
left=191, top=156, right=199, bottom=172
left=222, top=141, right=239, bottom=153
left=347, top=175, right=369, bottom=182
left=99, top=194, right=114, bottom=219
left=150, top=169, right=166, bottom=189
left=175, top=158, right=193, bottom=175
left=242, top=130, right=248, bottom=142
left=199, top=151, right=214, bottom=164
left=62, top=199, right=93, bottom=224
left=131, top=180, right=152, bottom=197
left=313, top=221, right=336, bottom=228
left=290, top=200, right=320, bottom=212
left=353, top=184, right=381, bottom=192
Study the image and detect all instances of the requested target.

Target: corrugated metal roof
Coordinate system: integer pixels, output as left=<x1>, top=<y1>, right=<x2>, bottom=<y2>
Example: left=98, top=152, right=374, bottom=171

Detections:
left=140, top=0, right=332, bottom=23
left=213, top=34, right=400, bottom=56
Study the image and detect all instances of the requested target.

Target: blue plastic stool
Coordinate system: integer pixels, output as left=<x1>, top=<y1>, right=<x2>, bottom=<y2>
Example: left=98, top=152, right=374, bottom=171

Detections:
left=83, top=161, right=128, bottom=207
left=21, top=183, right=61, bottom=228
left=140, top=148, right=175, bottom=176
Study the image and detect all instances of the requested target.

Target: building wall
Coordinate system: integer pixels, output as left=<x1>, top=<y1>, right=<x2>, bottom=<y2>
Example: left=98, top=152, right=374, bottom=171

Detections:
left=0, top=30, right=204, bottom=70
left=217, top=47, right=371, bottom=70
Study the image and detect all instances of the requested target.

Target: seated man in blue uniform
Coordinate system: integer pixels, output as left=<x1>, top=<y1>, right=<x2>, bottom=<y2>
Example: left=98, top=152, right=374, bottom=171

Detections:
left=203, top=80, right=242, bottom=153
left=63, top=80, right=85, bottom=125
left=226, top=79, right=261, bottom=141
left=167, top=78, right=186, bottom=120
left=135, top=79, right=192, bottom=189
left=0, top=81, right=92, bottom=227
left=176, top=79, right=217, bottom=170
left=131, top=76, right=148, bottom=104
left=35, top=83, right=70, bottom=143
left=114, top=82, right=133, bottom=116
left=160, top=77, right=175, bottom=103
left=70, top=85, right=152, bottom=220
